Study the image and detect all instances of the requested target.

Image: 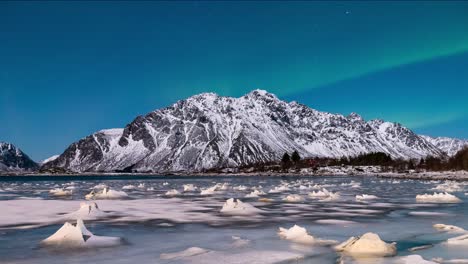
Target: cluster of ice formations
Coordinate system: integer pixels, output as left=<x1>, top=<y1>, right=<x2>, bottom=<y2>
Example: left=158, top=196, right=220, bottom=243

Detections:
left=85, top=187, right=128, bottom=200
left=308, top=188, right=340, bottom=201
left=356, top=194, right=379, bottom=201
left=49, top=188, right=72, bottom=197
left=278, top=225, right=336, bottom=245
left=165, top=189, right=180, bottom=196
left=416, top=192, right=461, bottom=203
left=220, top=198, right=261, bottom=216
left=64, top=202, right=106, bottom=220
left=334, top=232, right=397, bottom=257
left=283, top=194, right=304, bottom=202
left=41, top=219, right=122, bottom=248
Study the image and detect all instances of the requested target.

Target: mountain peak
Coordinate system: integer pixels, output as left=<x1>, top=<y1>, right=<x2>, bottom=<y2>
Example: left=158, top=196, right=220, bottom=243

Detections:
left=245, top=89, right=278, bottom=100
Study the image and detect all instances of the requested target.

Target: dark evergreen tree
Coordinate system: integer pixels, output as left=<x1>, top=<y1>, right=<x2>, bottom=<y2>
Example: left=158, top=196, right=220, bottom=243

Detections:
left=291, top=150, right=301, bottom=163
left=281, top=152, right=291, bottom=170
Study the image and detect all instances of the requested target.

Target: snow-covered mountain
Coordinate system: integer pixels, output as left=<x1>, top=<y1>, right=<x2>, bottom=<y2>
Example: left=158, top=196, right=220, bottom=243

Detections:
left=420, top=136, right=468, bottom=157
left=43, top=90, right=450, bottom=173
left=41, top=155, right=60, bottom=165
left=0, top=142, right=38, bottom=172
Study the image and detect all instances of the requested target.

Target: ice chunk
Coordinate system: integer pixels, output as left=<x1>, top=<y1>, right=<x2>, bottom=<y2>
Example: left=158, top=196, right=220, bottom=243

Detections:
left=278, top=225, right=337, bottom=245
left=231, top=236, right=250, bottom=248
left=183, top=184, right=197, bottom=192
left=268, top=185, right=290, bottom=193
left=416, top=193, right=461, bottom=203
left=165, top=189, right=180, bottom=196
left=200, top=185, right=218, bottom=195
left=49, top=188, right=72, bottom=197
left=245, top=189, right=266, bottom=198
left=122, top=185, right=136, bottom=190
left=334, top=232, right=396, bottom=257
left=41, top=219, right=122, bottom=248
left=283, top=194, right=303, bottom=202
left=220, top=198, right=261, bottom=216
left=433, top=224, right=466, bottom=233
left=356, top=194, right=379, bottom=201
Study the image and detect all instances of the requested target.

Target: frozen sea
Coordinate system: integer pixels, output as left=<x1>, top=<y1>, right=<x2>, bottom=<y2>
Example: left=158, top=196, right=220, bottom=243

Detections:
left=1, top=175, right=468, bottom=264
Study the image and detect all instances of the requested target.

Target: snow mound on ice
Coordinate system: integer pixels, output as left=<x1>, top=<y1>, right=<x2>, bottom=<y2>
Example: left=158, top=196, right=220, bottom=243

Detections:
left=334, top=232, right=396, bottom=257
left=283, top=194, right=303, bottom=202
left=416, top=192, right=461, bottom=203
left=85, top=187, right=128, bottom=200
left=356, top=194, right=378, bottom=201
left=49, top=188, right=72, bottom=196
left=41, top=219, right=122, bottom=248
left=433, top=224, right=467, bottom=233
left=278, top=224, right=337, bottom=245
left=220, top=198, right=261, bottom=216
left=64, top=202, right=106, bottom=220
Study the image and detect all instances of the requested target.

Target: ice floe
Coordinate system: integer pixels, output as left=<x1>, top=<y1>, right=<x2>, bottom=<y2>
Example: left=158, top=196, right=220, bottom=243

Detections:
left=268, top=185, right=290, bottom=193
left=220, top=198, right=261, bottom=216
left=41, top=219, right=122, bottom=248
left=416, top=192, right=461, bottom=203
left=432, top=181, right=464, bottom=193
left=334, top=232, right=396, bottom=257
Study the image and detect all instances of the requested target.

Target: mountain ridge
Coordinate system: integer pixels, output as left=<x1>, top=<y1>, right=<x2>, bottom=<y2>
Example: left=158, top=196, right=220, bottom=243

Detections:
left=40, top=89, right=466, bottom=173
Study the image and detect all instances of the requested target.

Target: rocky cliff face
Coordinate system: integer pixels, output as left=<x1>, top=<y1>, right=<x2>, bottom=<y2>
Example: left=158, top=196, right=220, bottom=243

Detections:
left=43, top=90, right=448, bottom=172
left=0, top=142, right=38, bottom=171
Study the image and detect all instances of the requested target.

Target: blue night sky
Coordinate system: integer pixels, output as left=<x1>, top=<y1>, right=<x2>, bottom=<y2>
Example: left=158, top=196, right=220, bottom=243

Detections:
left=1, top=1, right=468, bottom=161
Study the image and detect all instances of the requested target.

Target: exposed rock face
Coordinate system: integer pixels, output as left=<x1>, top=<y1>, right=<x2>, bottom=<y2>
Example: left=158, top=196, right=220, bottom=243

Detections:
left=0, top=142, right=38, bottom=171
left=43, top=90, right=451, bottom=173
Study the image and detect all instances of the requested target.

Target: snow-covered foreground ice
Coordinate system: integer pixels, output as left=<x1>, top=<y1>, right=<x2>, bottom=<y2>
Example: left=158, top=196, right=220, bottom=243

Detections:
left=2, top=175, right=468, bottom=264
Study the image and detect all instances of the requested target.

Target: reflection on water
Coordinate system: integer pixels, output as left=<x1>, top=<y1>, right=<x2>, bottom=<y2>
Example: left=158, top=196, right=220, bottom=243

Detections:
left=1, top=175, right=468, bottom=263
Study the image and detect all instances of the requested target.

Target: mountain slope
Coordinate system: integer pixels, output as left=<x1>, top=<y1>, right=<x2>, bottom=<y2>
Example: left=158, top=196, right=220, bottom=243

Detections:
left=0, top=142, right=39, bottom=171
left=421, top=136, right=468, bottom=156
left=43, top=90, right=447, bottom=173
